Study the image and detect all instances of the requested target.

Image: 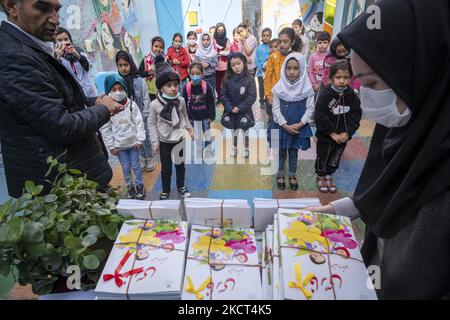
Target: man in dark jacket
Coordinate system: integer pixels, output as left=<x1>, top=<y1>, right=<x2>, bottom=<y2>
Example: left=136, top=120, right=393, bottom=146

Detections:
left=0, top=0, right=124, bottom=198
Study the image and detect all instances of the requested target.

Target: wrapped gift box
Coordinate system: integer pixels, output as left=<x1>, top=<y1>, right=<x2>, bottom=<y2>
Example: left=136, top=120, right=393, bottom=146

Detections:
left=116, top=199, right=182, bottom=221
left=95, top=219, right=188, bottom=300
left=253, top=198, right=322, bottom=231
left=275, top=209, right=378, bottom=300
left=182, top=225, right=263, bottom=300
left=185, top=198, right=251, bottom=228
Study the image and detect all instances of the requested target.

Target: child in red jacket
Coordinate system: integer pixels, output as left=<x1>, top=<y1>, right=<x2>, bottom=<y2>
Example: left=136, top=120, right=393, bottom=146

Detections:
left=167, top=33, right=190, bottom=92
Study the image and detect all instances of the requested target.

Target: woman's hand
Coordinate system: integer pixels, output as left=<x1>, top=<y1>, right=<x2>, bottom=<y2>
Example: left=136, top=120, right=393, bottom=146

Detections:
left=67, top=45, right=80, bottom=59
left=304, top=204, right=335, bottom=214
left=54, top=43, right=65, bottom=60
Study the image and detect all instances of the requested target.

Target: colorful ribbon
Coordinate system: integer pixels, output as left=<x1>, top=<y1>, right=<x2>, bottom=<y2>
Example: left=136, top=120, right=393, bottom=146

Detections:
left=288, top=263, right=315, bottom=300
left=103, top=251, right=144, bottom=288
left=185, top=276, right=212, bottom=300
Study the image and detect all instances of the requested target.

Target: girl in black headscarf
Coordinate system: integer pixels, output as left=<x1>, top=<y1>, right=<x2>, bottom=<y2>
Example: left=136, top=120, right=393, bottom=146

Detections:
left=115, top=50, right=156, bottom=172
left=214, top=22, right=232, bottom=101
left=307, top=0, right=450, bottom=299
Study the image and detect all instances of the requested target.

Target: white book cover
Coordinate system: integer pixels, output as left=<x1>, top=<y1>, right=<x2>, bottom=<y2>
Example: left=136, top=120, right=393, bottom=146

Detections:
left=116, top=200, right=182, bottom=221
left=185, top=198, right=251, bottom=228
left=276, top=209, right=378, bottom=300
left=182, top=225, right=262, bottom=300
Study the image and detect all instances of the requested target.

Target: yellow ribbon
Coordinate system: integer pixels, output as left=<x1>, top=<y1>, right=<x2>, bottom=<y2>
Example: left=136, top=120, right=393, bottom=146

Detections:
left=288, top=263, right=315, bottom=300
left=185, top=276, right=212, bottom=300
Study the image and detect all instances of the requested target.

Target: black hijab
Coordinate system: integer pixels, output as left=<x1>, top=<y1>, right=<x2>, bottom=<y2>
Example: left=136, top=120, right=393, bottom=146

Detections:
left=214, top=22, right=228, bottom=48
left=115, top=50, right=139, bottom=101
left=337, top=0, right=450, bottom=238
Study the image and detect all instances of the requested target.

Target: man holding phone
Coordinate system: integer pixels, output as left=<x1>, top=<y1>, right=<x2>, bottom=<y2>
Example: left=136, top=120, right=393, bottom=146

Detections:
left=0, top=0, right=125, bottom=198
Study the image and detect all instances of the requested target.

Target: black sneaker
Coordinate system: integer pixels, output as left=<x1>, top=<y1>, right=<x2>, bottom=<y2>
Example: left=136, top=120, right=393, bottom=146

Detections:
left=178, top=186, right=191, bottom=199
left=135, top=184, right=146, bottom=200
left=160, top=192, right=170, bottom=201
left=126, top=185, right=136, bottom=199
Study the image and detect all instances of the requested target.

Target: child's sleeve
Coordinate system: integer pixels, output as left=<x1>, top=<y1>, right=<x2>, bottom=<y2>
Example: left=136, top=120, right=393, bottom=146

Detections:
left=141, top=80, right=151, bottom=118
left=346, top=94, right=363, bottom=136
left=308, top=55, right=318, bottom=87
left=264, top=55, right=274, bottom=99
left=207, top=85, right=216, bottom=121
left=132, top=102, right=146, bottom=143
left=148, top=102, right=159, bottom=147
left=301, top=96, right=316, bottom=124
left=238, top=78, right=257, bottom=112
left=255, top=45, right=263, bottom=72
left=314, top=91, right=335, bottom=135
left=139, top=58, right=149, bottom=78
left=99, top=121, right=114, bottom=151
left=322, top=58, right=331, bottom=87
left=272, top=95, right=287, bottom=126
left=181, top=51, right=190, bottom=68
left=180, top=99, right=193, bottom=130
left=220, top=82, right=233, bottom=113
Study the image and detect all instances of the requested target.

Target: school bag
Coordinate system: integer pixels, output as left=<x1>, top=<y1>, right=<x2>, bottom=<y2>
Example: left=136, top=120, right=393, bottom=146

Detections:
left=185, top=80, right=208, bottom=105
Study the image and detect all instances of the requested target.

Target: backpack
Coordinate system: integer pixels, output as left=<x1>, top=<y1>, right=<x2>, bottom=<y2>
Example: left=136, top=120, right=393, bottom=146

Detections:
left=186, top=80, right=208, bottom=105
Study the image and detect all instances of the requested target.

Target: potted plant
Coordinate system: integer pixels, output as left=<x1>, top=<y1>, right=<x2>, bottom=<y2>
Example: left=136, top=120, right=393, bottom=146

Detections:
left=0, top=157, right=130, bottom=297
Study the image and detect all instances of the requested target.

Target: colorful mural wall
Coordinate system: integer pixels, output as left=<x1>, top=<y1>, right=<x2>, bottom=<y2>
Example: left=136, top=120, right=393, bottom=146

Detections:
left=262, top=0, right=325, bottom=52
left=59, top=0, right=145, bottom=73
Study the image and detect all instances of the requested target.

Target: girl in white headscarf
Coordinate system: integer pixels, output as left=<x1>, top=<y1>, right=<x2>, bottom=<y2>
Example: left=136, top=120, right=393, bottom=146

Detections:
left=194, top=32, right=218, bottom=96
left=272, top=52, right=315, bottom=191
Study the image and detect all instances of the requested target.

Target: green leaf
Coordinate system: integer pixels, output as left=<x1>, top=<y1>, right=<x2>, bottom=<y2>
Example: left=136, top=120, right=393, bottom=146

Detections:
left=83, top=255, right=100, bottom=270
left=0, top=217, right=24, bottom=243
left=94, top=208, right=111, bottom=216
left=62, top=175, right=74, bottom=187
left=24, top=242, right=47, bottom=258
left=0, top=199, right=14, bottom=221
left=82, top=234, right=97, bottom=248
left=109, top=215, right=123, bottom=224
left=33, top=185, right=44, bottom=196
left=89, top=249, right=107, bottom=263
left=68, top=169, right=82, bottom=175
left=43, top=194, right=58, bottom=204
left=32, top=278, right=57, bottom=296
left=56, top=221, right=71, bottom=233
left=86, top=225, right=102, bottom=238
left=41, top=253, right=62, bottom=272
left=24, top=181, right=35, bottom=194
left=23, top=222, right=45, bottom=243
left=102, top=223, right=118, bottom=241
left=0, top=269, right=16, bottom=299
left=64, top=236, right=82, bottom=250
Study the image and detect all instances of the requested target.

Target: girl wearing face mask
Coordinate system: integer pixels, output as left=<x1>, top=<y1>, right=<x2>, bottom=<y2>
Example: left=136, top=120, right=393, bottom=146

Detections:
left=185, top=31, right=199, bottom=63
left=322, top=38, right=361, bottom=90
left=167, top=33, right=190, bottom=92
left=182, top=63, right=216, bottom=160
left=194, top=33, right=219, bottom=98
left=100, top=74, right=146, bottom=200
left=306, top=0, right=450, bottom=300
left=213, top=23, right=231, bottom=102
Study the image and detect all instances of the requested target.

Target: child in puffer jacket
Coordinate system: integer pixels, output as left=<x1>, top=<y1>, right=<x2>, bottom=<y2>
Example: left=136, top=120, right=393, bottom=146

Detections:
left=100, top=74, right=146, bottom=200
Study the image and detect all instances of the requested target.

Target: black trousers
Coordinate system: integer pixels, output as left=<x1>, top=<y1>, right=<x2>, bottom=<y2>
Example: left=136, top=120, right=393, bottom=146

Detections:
left=160, top=140, right=185, bottom=194
left=257, top=76, right=265, bottom=105
left=315, top=139, right=347, bottom=177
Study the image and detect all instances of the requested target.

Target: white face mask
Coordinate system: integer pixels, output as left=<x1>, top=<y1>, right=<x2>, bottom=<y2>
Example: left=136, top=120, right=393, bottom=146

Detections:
left=360, top=87, right=412, bottom=128
left=109, top=91, right=127, bottom=103
left=188, top=39, right=197, bottom=47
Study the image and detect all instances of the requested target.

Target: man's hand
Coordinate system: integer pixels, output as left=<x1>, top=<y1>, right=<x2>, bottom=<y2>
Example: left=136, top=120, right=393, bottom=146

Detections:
left=135, top=144, right=143, bottom=151
left=152, top=144, right=160, bottom=155
left=330, top=132, right=342, bottom=144
left=110, top=148, right=119, bottom=156
left=55, top=43, right=65, bottom=60
left=97, top=95, right=125, bottom=116
left=94, top=93, right=106, bottom=106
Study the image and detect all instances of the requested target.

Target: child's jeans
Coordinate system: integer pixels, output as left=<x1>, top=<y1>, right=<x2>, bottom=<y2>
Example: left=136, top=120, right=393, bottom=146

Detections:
left=191, top=120, right=212, bottom=149
left=118, top=148, right=144, bottom=187
left=140, top=114, right=153, bottom=160
left=278, top=148, right=299, bottom=177
left=204, top=73, right=216, bottom=97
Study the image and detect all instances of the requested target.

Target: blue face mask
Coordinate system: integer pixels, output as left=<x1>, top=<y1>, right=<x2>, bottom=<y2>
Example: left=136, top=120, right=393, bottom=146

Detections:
left=191, top=75, right=202, bottom=84
left=162, top=92, right=180, bottom=100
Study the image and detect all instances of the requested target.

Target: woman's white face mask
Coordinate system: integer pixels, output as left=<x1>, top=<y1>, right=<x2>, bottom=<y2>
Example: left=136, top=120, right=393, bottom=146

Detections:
left=360, top=86, right=412, bottom=128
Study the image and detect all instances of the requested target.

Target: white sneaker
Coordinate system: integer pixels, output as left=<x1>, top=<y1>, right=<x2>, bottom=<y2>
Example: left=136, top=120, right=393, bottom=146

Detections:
left=204, top=146, right=215, bottom=159
left=243, top=148, right=250, bottom=159
left=146, top=157, right=156, bottom=172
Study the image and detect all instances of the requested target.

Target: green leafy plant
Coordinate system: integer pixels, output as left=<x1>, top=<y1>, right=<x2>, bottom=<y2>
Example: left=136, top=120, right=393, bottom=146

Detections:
left=0, top=157, right=128, bottom=296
